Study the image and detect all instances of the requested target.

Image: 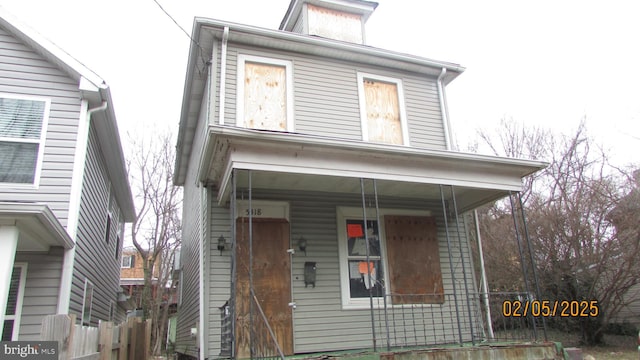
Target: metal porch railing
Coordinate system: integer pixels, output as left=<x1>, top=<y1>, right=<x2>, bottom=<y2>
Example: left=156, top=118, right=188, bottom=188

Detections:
left=367, top=291, right=542, bottom=351
left=220, top=291, right=285, bottom=360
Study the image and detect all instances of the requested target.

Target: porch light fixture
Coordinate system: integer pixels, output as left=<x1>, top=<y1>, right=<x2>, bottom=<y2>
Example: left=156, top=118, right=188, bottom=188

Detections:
left=298, top=236, right=307, bottom=256
left=217, top=234, right=226, bottom=255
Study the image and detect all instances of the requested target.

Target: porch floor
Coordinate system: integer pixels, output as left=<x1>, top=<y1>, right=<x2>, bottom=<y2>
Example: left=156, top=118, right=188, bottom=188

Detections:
left=289, top=341, right=562, bottom=360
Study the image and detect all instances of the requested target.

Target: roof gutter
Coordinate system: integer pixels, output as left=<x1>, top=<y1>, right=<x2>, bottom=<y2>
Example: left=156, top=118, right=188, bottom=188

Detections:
left=197, top=17, right=466, bottom=75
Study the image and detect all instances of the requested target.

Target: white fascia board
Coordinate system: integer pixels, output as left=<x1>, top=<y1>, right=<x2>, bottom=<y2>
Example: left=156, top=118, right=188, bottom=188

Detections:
left=92, top=88, right=136, bottom=222
left=0, top=6, right=105, bottom=88
left=0, top=202, right=74, bottom=249
left=207, top=126, right=548, bottom=205
left=208, top=126, right=547, bottom=174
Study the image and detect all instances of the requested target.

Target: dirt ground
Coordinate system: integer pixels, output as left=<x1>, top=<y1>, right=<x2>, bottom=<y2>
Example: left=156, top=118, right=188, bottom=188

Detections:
left=546, top=330, right=638, bottom=360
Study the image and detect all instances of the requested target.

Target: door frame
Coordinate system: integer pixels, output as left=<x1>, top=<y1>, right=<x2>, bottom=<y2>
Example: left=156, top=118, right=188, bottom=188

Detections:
left=3, top=262, right=27, bottom=341
left=233, top=200, right=293, bottom=355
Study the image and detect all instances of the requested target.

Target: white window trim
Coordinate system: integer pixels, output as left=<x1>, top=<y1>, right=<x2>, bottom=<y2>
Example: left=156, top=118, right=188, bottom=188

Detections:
left=81, top=279, right=94, bottom=326
left=121, top=255, right=134, bottom=268
left=356, top=72, right=410, bottom=146
left=0, top=93, right=51, bottom=189
left=5, top=263, right=27, bottom=340
left=337, top=207, right=431, bottom=309
left=236, top=54, right=294, bottom=131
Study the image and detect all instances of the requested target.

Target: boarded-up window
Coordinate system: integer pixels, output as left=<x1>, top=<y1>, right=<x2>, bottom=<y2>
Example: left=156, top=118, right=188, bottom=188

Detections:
left=243, top=62, right=287, bottom=131
left=362, top=78, right=404, bottom=145
left=384, top=215, right=444, bottom=304
left=307, top=4, right=364, bottom=44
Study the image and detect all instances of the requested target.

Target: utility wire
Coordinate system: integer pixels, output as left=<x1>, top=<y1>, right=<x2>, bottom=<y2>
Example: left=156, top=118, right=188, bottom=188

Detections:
left=151, top=0, right=210, bottom=73
left=151, top=0, right=206, bottom=53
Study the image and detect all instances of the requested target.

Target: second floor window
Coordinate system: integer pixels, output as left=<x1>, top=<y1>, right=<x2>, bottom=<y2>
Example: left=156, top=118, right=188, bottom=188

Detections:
left=121, top=255, right=135, bottom=268
left=0, top=94, right=50, bottom=185
left=357, top=73, right=409, bottom=146
left=237, top=55, right=294, bottom=132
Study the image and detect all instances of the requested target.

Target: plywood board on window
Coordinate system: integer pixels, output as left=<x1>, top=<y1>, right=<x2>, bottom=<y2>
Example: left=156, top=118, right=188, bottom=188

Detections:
left=307, top=4, right=364, bottom=44
left=363, top=79, right=403, bottom=145
left=384, top=215, right=444, bottom=304
left=243, top=62, right=287, bottom=131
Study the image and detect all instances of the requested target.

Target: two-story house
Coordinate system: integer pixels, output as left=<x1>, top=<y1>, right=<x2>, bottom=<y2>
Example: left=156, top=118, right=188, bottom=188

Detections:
left=0, top=7, right=134, bottom=340
left=173, top=1, right=546, bottom=359
left=120, top=247, right=178, bottom=313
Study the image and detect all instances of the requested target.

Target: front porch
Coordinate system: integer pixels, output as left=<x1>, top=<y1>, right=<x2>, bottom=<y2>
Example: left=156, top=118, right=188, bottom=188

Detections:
left=202, top=126, right=548, bottom=359
left=0, top=202, right=73, bottom=341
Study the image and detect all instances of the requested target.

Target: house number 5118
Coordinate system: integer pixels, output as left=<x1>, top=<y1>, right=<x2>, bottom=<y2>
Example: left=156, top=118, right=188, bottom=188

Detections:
left=245, top=208, right=263, bottom=216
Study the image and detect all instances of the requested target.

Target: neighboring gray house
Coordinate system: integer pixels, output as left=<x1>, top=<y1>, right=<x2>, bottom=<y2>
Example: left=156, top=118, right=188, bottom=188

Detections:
left=0, top=7, right=135, bottom=341
left=174, top=0, right=546, bottom=358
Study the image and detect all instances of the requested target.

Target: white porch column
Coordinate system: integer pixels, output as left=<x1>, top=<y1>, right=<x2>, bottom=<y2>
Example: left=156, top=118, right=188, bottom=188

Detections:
left=0, top=226, right=19, bottom=338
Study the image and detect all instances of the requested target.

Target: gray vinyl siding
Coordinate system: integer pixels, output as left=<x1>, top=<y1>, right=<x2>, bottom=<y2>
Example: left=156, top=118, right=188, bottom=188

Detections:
left=14, top=248, right=64, bottom=340
left=611, top=283, right=640, bottom=326
left=206, top=189, right=480, bottom=355
left=221, top=43, right=447, bottom=150
left=0, top=26, right=81, bottom=227
left=175, top=86, right=210, bottom=358
left=69, top=124, right=124, bottom=326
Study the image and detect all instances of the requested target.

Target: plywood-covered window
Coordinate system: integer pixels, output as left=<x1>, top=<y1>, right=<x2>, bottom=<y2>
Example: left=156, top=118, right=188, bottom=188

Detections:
left=338, top=208, right=442, bottom=308
left=237, top=55, right=294, bottom=132
left=384, top=215, right=444, bottom=304
left=307, top=4, right=364, bottom=44
left=357, top=73, right=409, bottom=146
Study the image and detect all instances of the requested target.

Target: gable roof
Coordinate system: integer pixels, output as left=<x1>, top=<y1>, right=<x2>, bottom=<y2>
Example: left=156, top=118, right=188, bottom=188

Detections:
left=0, top=6, right=135, bottom=221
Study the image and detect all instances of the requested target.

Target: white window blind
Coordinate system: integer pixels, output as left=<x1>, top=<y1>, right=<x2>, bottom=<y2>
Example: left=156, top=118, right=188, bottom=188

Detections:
left=0, top=96, right=48, bottom=184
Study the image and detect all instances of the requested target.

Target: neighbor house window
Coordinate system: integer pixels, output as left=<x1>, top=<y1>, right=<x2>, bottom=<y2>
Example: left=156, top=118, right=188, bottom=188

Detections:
left=0, top=94, right=50, bottom=185
left=337, top=208, right=443, bottom=308
left=81, top=279, right=94, bottom=326
left=121, top=255, right=135, bottom=268
left=104, top=213, right=112, bottom=244
left=237, top=55, right=294, bottom=132
left=357, top=73, right=409, bottom=145
left=2, top=264, right=27, bottom=341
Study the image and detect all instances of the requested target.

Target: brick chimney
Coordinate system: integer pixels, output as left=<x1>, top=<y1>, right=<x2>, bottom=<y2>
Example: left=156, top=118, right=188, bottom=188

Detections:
left=279, top=0, right=378, bottom=44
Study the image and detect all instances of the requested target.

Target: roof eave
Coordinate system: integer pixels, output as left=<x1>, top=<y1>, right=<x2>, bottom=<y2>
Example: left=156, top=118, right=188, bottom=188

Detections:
left=174, top=17, right=465, bottom=184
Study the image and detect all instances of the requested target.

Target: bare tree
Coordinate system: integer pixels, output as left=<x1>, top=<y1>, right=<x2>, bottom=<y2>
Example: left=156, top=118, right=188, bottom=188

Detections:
left=476, top=118, right=640, bottom=345
left=128, top=129, right=182, bottom=355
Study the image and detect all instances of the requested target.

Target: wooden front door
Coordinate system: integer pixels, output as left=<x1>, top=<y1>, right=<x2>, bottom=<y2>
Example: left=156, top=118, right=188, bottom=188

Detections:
left=235, top=218, right=293, bottom=358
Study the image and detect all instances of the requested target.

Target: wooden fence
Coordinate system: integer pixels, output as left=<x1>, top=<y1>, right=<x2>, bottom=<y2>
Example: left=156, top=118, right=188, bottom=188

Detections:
left=40, top=314, right=151, bottom=360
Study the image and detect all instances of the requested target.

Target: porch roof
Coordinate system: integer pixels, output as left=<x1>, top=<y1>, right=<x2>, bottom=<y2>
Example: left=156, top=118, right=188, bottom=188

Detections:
left=200, top=126, right=547, bottom=212
left=0, top=202, right=74, bottom=251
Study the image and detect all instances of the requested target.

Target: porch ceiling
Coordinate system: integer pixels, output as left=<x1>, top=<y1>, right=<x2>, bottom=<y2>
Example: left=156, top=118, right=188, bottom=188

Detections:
left=231, top=171, right=508, bottom=212
left=202, top=126, right=547, bottom=212
left=0, top=202, right=74, bottom=251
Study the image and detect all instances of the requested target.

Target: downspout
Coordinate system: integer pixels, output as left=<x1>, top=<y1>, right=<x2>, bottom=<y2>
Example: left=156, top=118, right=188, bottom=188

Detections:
left=218, top=26, right=229, bottom=126
left=437, top=68, right=455, bottom=150
left=57, top=100, right=108, bottom=314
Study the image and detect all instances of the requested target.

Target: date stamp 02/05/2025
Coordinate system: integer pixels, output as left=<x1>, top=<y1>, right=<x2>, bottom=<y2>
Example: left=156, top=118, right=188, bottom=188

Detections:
left=502, top=300, right=599, bottom=318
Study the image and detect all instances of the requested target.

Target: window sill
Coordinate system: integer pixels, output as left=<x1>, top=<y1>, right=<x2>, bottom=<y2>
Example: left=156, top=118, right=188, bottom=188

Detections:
left=0, top=182, right=39, bottom=190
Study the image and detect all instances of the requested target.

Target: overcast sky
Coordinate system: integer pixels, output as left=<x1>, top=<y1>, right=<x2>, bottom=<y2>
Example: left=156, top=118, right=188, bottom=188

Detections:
left=2, top=0, right=639, bottom=167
